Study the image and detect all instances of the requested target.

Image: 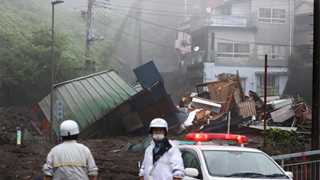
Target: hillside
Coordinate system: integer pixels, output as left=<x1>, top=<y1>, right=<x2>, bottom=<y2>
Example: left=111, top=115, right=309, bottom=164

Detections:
left=0, top=0, right=113, bottom=105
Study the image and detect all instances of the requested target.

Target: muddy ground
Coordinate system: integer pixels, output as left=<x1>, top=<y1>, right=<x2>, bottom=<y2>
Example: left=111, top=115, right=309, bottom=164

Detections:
left=0, top=107, right=304, bottom=180
left=0, top=136, right=145, bottom=180
left=0, top=107, right=146, bottom=180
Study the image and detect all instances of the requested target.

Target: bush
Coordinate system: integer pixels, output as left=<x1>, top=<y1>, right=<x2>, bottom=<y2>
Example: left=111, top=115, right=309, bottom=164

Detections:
left=263, top=129, right=307, bottom=155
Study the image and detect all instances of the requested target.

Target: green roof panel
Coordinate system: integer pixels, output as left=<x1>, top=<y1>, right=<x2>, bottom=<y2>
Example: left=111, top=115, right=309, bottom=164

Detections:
left=38, top=70, right=139, bottom=135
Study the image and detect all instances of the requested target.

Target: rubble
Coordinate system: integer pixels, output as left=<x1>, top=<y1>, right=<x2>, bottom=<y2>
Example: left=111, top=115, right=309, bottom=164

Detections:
left=0, top=71, right=313, bottom=180
left=241, top=95, right=311, bottom=133
left=270, top=105, right=295, bottom=123
left=177, top=73, right=246, bottom=132
left=177, top=73, right=312, bottom=135
left=191, top=97, right=221, bottom=113
left=38, top=62, right=181, bottom=138
left=238, top=100, right=256, bottom=118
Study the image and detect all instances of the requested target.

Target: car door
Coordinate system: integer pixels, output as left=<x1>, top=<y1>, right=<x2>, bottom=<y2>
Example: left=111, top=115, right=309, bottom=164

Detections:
left=181, top=149, right=203, bottom=180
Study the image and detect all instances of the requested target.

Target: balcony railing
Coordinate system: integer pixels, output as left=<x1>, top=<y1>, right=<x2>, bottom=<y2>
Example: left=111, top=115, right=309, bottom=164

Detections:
left=207, top=15, right=250, bottom=28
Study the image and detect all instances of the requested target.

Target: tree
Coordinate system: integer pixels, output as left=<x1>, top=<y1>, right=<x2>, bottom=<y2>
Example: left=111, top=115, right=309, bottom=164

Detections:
left=0, top=27, right=82, bottom=105
left=0, top=0, right=115, bottom=105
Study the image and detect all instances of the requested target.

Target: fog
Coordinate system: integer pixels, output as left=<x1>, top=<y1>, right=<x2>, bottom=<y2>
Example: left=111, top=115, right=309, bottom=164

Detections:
left=55, top=0, right=314, bottom=101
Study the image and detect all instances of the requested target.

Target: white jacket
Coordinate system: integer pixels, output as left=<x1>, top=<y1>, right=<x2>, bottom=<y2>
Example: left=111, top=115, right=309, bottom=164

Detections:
left=43, top=140, right=98, bottom=180
left=139, top=140, right=184, bottom=180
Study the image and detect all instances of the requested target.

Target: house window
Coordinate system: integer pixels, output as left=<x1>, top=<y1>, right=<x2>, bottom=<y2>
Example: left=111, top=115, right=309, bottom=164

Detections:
left=256, top=74, right=280, bottom=96
left=217, top=42, right=250, bottom=58
left=259, top=8, right=271, bottom=22
left=257, top=45, right=287, bottom=60
left=258, top=8, right=286, bottom=23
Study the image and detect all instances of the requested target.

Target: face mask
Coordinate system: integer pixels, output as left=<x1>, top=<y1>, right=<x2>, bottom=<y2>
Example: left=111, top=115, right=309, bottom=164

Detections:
left=152, top=133, right=165, bottom=141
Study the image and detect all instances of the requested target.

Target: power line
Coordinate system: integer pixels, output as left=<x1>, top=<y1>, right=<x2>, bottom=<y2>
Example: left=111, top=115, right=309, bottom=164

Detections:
left=97, top=0, right=192, bottom=13
left=97, top=8, right=297, bottom=48
left=95, top=12, right=173, bottom=49
left=94, top=2, right=304, bottom=49
left=104, top=9, right=182, bottom=32
left=94, top=2, right=203, bottom=18
left=94, top=4, right=187, bottom=18
left=131, top=0, right=192, bottom=6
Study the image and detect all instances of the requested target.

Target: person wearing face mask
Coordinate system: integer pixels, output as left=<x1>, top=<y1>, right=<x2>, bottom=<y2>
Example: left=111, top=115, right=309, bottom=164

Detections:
left=139, top=118, right=184, bottom=180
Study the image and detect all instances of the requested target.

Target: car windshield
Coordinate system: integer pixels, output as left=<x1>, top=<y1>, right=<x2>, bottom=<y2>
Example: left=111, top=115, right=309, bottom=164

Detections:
left=203, top=150, right=288, bottom=178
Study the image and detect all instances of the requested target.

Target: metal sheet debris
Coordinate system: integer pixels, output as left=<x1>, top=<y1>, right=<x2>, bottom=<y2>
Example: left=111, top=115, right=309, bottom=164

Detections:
left=248, top=125, right=297, bottom=132
left=271, top=105, right=295, bottom=123
left=191, top=97, right=221, bottom=113
left=268, top=98, right=293, bottom=110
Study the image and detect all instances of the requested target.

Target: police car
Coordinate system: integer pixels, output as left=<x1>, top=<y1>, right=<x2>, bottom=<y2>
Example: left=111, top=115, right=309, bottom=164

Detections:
left=179, top=133, right=293, bottom=180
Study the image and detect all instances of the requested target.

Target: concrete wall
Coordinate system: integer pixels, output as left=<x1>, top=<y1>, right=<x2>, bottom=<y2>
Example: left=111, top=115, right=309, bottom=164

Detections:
left=205, top=0, right=291, bottom=67
left=294, top=1, right=313, bottom=47
left=295, top=0, right=313, bottom=15
left=232, top=1, right=251, bottom=16
left=204, top=63, right=288, bottom=96
left=251, top=0, right=293, bottom=45
left=210, top=28, right=256, bottom=63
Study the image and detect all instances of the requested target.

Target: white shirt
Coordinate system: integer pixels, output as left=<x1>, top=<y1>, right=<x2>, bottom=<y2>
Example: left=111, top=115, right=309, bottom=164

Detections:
left=43, top=140, right=98, bottom=180
left=139, top=140, right=185, bottom=180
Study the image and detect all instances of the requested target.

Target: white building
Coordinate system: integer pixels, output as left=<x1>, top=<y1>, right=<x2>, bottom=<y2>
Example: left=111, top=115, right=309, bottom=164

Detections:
left=184, top=0, right=294, bottom=96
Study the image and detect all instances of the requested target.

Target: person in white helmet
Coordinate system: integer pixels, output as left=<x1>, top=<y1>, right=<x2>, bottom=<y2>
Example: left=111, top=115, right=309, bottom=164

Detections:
left=42, top=120, right=98, bottom=180
left=139, top=118, right=184, bottom=180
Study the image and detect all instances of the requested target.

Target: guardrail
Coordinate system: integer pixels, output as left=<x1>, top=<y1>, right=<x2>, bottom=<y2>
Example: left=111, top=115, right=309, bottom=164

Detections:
left=272, top=150, right=320, bottom=180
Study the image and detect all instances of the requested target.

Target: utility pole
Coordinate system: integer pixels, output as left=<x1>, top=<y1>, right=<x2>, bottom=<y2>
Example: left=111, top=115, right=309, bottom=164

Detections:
left=85, top=0, right=95, bottom=72
left=50, top=1, right=55, bottom=143
left=289, top=0, right=294, bottom=56
left=263, top=54, right=268, bottom=148
left=50, top=0, right=64, bottom=142
left=138, top=18, right=143, bottom=65
left=312, top=0, right=320, bottom=151
left=136, top=2, right=143, bottom=66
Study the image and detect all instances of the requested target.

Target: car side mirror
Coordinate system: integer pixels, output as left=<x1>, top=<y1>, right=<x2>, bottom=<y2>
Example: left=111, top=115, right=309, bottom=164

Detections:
left=185, top=168, right=199, bottom=177
left=285, top=171, right=293, bottom=179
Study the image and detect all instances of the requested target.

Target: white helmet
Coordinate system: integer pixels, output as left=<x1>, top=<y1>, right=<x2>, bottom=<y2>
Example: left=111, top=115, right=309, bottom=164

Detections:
left=149, top=118, right=168, bottom=132
left=60, top=120, right=80, bottom=137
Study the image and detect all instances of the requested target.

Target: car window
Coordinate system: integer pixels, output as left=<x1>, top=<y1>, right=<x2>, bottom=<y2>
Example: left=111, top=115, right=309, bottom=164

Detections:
left=182, top=150, right=202, bottom=179
left=203, top=150, right=286, bottom=178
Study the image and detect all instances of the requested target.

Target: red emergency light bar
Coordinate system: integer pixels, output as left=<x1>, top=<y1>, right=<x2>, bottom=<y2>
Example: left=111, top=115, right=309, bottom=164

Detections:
left=185, top=133, right=248, bottom=145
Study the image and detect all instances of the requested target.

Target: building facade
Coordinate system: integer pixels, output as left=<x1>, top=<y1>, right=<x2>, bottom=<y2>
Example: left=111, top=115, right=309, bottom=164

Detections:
left=294, top=0, right=313, bottom=51
left=183, top=0, right=294, bottom=96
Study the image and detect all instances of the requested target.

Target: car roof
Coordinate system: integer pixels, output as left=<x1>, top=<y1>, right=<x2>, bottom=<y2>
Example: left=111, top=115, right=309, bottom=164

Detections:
left=179, top=144, right=263, bottom=153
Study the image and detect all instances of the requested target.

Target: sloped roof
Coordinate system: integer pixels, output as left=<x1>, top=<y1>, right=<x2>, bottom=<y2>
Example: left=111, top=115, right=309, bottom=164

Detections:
left=39, top=70, right=138, bottom=135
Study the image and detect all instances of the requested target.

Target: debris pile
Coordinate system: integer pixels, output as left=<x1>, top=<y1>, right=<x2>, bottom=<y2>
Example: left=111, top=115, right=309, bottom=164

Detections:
left=177, top=73, right=312, bottom=134
left=178, top=73, right=245, bottom=132
left=38, top=62, right=181, bottom=138
left=241, top=94, right=312, bottom=133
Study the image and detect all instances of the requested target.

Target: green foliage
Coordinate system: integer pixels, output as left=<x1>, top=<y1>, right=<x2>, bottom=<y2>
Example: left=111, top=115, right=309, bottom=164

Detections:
left=264, top=129, right=307, bottom=155
left=0, top=0, right=113, bottom=105
left=0, top=26, right=79, bottom=103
